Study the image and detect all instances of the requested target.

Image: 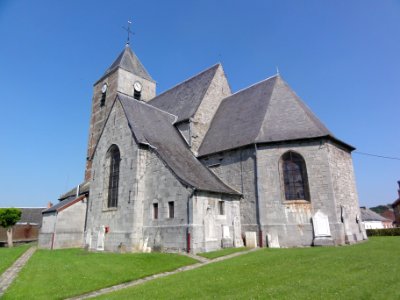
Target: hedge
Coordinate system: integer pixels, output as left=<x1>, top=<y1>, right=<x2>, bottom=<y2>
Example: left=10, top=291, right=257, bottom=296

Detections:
left=366, top=228, right=400, bottom=236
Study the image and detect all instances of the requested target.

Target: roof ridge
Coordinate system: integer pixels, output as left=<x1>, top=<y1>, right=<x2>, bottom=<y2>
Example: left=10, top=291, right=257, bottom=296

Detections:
left=117, top=92, right=178, bottom=123
left=149, top=63, right=221, bottom=102
left=227, top=74, right=279, bottom=99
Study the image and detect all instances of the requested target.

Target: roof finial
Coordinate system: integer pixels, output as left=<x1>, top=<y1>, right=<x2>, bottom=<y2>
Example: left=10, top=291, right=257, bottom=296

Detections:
left=276, top=66, right=280, bottom=76
left=122, top=20, right=134, bottom=46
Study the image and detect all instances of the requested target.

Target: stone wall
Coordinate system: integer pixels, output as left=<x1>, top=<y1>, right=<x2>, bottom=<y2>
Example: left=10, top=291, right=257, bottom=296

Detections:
left=201, top=147, right=258, bottom=233
left=326, top=141, right=365, bottom=243
left=191, top=65, right=231, bottom=154
left=201, top=139, right=364, bottom=248
left=85, top=67, right=156, bottom=180
left=191, top=191, right=242, bottom=253
left=86, top=100, right=141, bottom=252
left=141, top=149, right=192, bottom=252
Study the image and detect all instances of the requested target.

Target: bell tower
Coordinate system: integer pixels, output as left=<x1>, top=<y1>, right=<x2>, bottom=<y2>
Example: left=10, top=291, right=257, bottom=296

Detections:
left=84, top=44, right=156, bottom=180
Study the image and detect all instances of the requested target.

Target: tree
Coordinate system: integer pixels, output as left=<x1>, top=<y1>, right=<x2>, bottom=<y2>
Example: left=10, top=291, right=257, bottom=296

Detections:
left=0, top=208, right=22, bottom=247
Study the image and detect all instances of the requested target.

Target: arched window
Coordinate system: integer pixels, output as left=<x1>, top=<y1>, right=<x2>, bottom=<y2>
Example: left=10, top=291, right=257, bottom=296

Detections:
left=281, top=151, right=310, bottom=201
left=107, top=145, right=120, bottom=208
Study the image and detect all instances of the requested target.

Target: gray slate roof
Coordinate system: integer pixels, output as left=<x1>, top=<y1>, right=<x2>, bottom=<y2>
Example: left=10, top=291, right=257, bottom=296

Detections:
left=43, top=195, right=86, bottom=214
left=59, top=181, right=90, bottom=201
left=16, top=208, right=46, bottom=225
left=100, top=45, right=153, bottom=82
left=118, top=93, right=239, bottom=195
left=360, top=207, right=391, bottom=222
left=198, top=75, right=351, bottom=156
left=148, top=64, right=220, bottom=123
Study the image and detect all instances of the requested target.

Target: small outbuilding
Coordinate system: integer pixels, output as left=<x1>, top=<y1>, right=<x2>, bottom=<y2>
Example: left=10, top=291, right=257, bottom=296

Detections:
left=39, top=183, right=89, bottom=249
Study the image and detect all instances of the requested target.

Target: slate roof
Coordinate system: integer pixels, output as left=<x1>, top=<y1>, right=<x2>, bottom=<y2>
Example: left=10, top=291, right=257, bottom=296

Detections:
left=17, top=208, right=46, bottom=225
left=360, top=207, right=391, bottom=222
left=97, top=45, right=153, bottom=83
left=43, top=195, right=86, bottom=214
left=118, top=93, right=239, bottom=195
left=198, top=75, right=353, bottom=156
left=59, top=181, right=90, bottom=201
left=148, top=64, right=220, bottom=123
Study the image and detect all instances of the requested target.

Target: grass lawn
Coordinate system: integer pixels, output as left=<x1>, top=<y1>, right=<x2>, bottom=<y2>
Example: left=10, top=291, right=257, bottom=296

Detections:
left=96, top=237, right=400, bottom=300
left=3, top=248, right=197, bottom=300
left=0, top=244, right=31, bottom=275
left=197, top=247, right=248, bottom=259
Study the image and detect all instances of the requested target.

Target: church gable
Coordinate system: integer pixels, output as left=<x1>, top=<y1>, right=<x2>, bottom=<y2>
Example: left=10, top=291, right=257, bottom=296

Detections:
left=118, top=93, right=239, bottom=195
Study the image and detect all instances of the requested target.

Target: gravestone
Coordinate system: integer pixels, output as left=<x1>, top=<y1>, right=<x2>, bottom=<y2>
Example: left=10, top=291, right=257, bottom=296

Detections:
left=341, top=206, right=355, bottom=244
left=96, top=226, right=105, bottom=251
left=266, top=233, right=280, bottom=248
left=221, top=225, right=233, bottom=248
left=233, top=216, right=244, bottom=247
left=245, top=231, right=257, bottom=248
left=312, top=210, right=334, bottom=246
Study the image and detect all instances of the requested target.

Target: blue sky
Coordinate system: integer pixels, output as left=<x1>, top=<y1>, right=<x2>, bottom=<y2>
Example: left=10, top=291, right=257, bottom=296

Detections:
left=0, top=0, right=399, bottom=208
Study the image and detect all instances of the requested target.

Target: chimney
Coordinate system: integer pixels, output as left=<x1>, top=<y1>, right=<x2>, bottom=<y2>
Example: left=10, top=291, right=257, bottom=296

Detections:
left=47, top=202, right=53, bottom=208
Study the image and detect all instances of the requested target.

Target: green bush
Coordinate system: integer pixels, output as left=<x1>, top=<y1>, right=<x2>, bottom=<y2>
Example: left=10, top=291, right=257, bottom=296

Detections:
left=366, top=228, right=400, bottom=236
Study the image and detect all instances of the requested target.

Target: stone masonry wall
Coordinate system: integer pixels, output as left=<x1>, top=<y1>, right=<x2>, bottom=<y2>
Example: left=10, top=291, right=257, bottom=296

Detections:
left=326, top=141, right=365, bottom=242
left=256, top=141, right=334, bottom=247
left=191, top=191, right=242, bottom=253
left=141, top=149, right=192, bottom=252
left=201, top=147, right=258, bottom=233
left=191, top=65, right=231, bottom=155
left=86, top=100, right=141, bottom=252
left=85, top=68, right=156, bottom=181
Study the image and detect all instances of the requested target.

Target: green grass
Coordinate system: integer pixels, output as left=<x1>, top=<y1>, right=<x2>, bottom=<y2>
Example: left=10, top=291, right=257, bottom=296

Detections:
left=197, top=247, right=248, bottom=259
left=96, top=237, right=400, bottom=300
left=3, top=248, right=197, bottom=300
left=0, top=244, right=31, bottom=275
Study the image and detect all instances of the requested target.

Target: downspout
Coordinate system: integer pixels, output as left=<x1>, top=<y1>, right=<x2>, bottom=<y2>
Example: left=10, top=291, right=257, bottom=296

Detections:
left=254, top=144, right=263, bottom=247
left=186, top=188, right=196, bottom=253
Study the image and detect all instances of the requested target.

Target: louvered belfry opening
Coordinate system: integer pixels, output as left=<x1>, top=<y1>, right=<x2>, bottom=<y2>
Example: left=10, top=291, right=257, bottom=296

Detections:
left=282, top=151, right=310, bottom=201
left=107, top=145, right=120, bottom=208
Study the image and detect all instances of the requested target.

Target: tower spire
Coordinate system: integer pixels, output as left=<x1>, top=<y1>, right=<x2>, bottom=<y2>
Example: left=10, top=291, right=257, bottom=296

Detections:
left=122, top=20, right=134, bottom=45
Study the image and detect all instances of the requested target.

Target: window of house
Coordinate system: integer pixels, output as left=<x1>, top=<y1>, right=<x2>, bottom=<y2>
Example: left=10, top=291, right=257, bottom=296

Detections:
left=281, top=151, right=310, bottom=201
left=153, top=203, right=158, bottom=219
left=107, top=145, right=120, bottom=208
left=168, top=201, right=174, bottom=219
left=218, top=201, right=225, bottom=215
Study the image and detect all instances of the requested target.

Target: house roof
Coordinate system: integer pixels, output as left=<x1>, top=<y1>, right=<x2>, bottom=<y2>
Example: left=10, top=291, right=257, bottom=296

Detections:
left=97, top=45, right=153, bottom=83
left=42, top=195, right=86, bottom=214
left=360, top=207, right=391, bottom=222
left=0, top=207, right=46, bottom=225
left=59, top=181, right=90, bottom=201
left=18, top=208, right=46, bottom=225
left=198, top=75, right=354, bottom=156
left=118, top=93, right=240, bottom=195
left=148, top=64, right=220, bottom=123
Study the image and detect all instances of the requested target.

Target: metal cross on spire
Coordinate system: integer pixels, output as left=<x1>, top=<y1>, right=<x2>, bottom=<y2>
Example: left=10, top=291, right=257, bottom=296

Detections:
left=122, top=20, right=134, bottom=45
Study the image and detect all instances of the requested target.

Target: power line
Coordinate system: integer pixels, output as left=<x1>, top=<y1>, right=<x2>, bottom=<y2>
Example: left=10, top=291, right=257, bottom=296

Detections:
left=354, top=151, right=400, bottom=161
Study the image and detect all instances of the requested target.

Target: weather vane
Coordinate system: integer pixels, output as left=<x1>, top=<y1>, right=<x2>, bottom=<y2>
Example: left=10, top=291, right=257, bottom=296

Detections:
left=122, top=20, right=134, bottom=45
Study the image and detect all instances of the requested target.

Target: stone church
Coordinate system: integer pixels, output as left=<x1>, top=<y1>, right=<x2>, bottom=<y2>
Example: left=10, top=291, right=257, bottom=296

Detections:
left=39, top=44, right=366, bottom=252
